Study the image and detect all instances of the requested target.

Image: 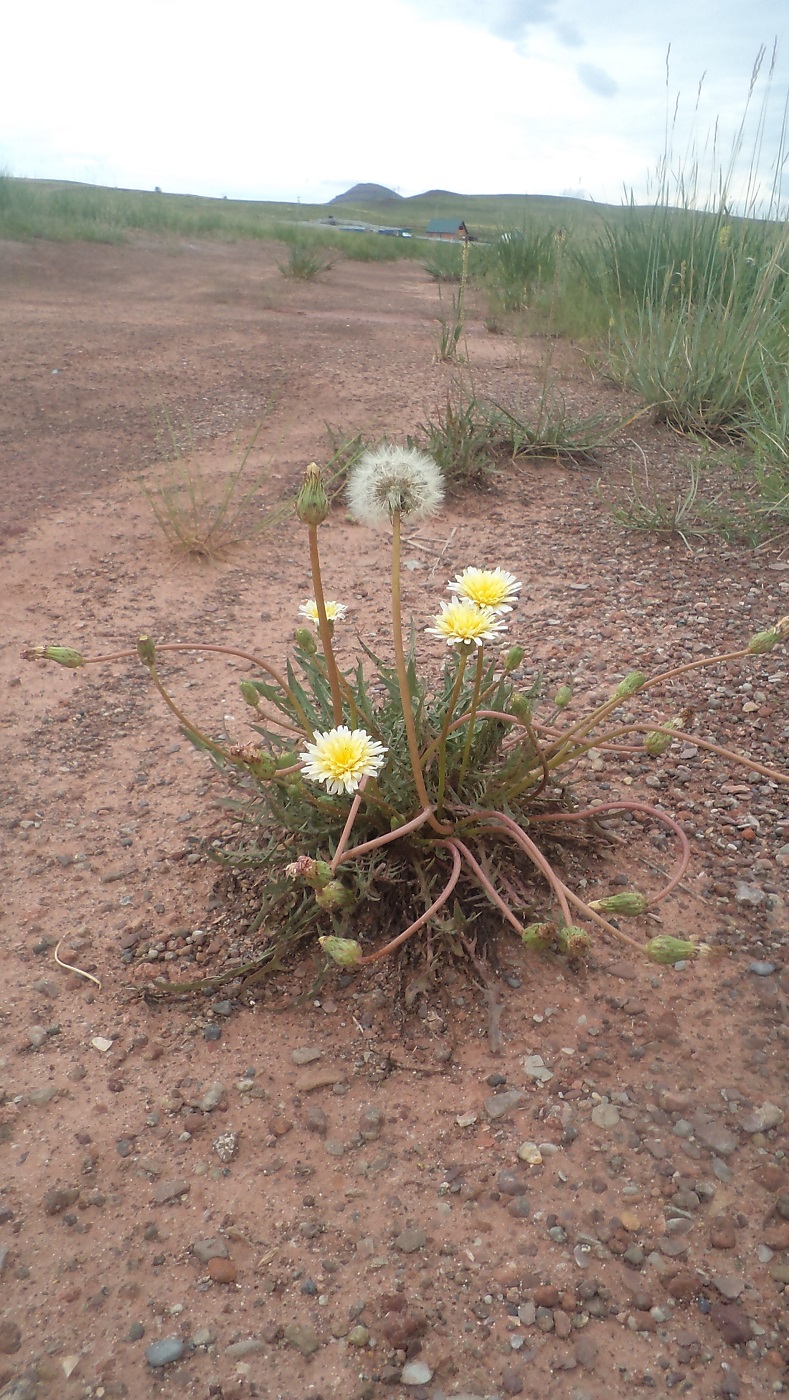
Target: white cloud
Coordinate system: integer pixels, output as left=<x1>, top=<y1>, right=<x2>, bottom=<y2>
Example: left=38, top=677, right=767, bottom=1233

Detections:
left=0, top=0, right=787, bottom=208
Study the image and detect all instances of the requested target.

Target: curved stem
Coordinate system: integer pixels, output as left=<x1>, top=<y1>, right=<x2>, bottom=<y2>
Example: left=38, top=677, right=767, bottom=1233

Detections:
left=390, top=511, right=450, bottom=834
left=451, top=837, right=524, bottom=933
left=334, top=806, right=436, bottom=867
left=308, top=523, right=343, bottom=725
left=331, top=775, right=369, bottom=871
left=83, top=641, right=314, bottom=737
left=558, top=881, right=646, bottom=952
left=572, top=723, right=789, bottom=786
left=457, top=647, right=484, bottom=794
left=472, top=810, right=573, bottom=926
left=358, top=840, right=462, bottom=963
left=526, top=800, right=691, bottom=905
left=145, top=664, right=231, bottom=765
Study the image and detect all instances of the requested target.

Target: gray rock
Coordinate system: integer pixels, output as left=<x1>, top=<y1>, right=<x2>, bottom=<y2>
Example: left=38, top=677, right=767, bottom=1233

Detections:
left=283, top=1322, right=321, bottom=1356
left=152, top=1178, right=190, bottom=1205
left=292, top=1046, right=322, bottom=1065
left=485, top=1088, right=527, bottom=1119
left=192, top=1237, right=229, bottom=1263
left=713, top=1276, right=745, bottom=1299
left=694, top=1120, right=738, bottom=1156
left=191, top=1326, right=216, bottom=1347
left=305, top=1105, right=328, bottom=1136
left=591, top=1103, right=620, bottom=1128
left=198, top=1082, right=226, bottom=1112
left=739, top=1103, right=783, bottom=1133
left=213, top=1131, right=239, bottom=1163
left=26, top=1026, right=48, bottom=1050
left=748, top=960, right=776, bottom=976
left=145, top=1337, right=184, bottom=1367
left=225, top=1339, right=266, bottom=1358
left=400, top=1359, right=434, bottom=1385
left=394, top=1227, right=427, bottom=1253
left=735, top=883, right=765, bottom=907
left=522, top=1054, right=553, bottom=1083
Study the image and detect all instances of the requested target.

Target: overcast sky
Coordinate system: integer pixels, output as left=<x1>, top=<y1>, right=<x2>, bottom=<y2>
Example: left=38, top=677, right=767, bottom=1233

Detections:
left=2, top=0, right=788, bottom=208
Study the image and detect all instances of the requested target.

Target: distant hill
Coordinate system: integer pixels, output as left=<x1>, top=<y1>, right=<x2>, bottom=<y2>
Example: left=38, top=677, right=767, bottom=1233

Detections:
left=330, top=183, right=402, bottom=204
left=415, top=189, right=462, bottom=198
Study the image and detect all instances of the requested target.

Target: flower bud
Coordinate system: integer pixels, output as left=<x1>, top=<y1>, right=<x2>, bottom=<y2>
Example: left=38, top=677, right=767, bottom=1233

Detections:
left=553, top=684, right=573, bottom=709
left=315, top=879, right=357, bottom=912
left=556, top=924, right=592, bottom=956
left=229, top=742, right=277, bottom=780
left=295, top=627, right=319, bottom=655
left=747, top=627, right=778, bottom=654
left=137, top=634, right=156, bottom=667
left=588, top=891, right=649, bottom=916
left=614, top=670, right=647, bottom=699
left=25, top=645, right=85, bottom=669
left=645, top=935, right=710, bottom=965
left=239, top=680, right=261, bottom=708
left=644, top=729, right=672, bottom=756
left=319, top=935, right=362, bottom=967
left=277, top=751, right=300, bottom=768
left=510, top=692, right=535, bottom=720
left=295, top=462, right=329, bottom=526
left=521, top=922, right=556, bottom=950
left=504, top=645, right=525, bottom=672
left=285, top=855, right=333, bottom=888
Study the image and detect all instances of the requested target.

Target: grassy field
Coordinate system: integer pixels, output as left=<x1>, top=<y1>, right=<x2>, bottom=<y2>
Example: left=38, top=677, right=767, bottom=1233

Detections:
left=2, top=171, right=788, bottom=526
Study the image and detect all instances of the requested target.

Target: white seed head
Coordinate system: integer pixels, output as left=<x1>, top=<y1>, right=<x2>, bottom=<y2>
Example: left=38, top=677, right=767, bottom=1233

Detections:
left=347, top=444, right=444, bottom=528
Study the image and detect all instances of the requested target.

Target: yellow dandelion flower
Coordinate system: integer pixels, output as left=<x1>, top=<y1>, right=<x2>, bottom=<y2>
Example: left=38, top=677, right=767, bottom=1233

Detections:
left=299, top=726, right=387, bottom=795
left=298, top=599, right=348, bottom=627
left=447, top=566, right=522, bottom=614
left=425, top=599, right=509, bottom=648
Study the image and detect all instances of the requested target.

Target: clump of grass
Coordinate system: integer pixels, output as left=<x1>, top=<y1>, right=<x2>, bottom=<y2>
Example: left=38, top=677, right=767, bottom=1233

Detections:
left=277, top=242, right=339, bottom=280
left=485, top=224, right=561, bottom=311
left=607, top=449, right=717, bottom=549
left=141, top=410, right=274, bottom=559
left=414, top=392, right=499, bottom=491
left=27, top=455, right=789, bottom=1004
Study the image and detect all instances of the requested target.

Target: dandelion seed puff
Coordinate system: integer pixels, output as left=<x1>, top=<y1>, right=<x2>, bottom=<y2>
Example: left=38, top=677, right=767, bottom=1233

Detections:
left=347, top=444, right=444, bottom=528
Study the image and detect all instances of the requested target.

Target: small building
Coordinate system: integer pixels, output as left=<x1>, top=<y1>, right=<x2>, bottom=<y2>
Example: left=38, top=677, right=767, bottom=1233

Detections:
left=425, top=218, right=472, bottom=241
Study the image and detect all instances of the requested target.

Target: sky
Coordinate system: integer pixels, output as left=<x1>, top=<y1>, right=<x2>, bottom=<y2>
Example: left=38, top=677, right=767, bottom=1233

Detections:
left=2, top=0, right=788, bottom=209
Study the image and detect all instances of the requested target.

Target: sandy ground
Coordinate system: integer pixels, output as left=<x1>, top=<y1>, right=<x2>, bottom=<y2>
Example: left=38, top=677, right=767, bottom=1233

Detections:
left=0, top=238, right=788, bottom=1400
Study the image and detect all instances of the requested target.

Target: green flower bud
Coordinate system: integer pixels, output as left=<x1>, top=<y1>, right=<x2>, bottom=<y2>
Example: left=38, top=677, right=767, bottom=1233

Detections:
left=504, top=645, right=525, bottom=672
left=645, top=935, right=710, bottom=965
left=510, top=693, right=534, bottom=720
left=137, top=634, right=156, bottom=667
left=239, top=680, right=261, bottom=708
left=319, top=935, right=362, bottom=967
left=614, top=670, right=647, bottom=699
left=556, top=924, right=592, bottom=956
left=747, top=627, right=778, bottom=655
left=295, top=627, right=319, bottom=655
left=285, top=855, right=334, bottom=888
left=553, top=684, right=573, bottom=709
left=588, top=891, right=649, bottom=916
left=315, top=879, right=357, bottom=912
left=644, top=729, right=672, bottom=756
left=277, top=751, right=300, bottom=768
left=285, top=783, right=303, bottom=799
left=250, top=754, right=277, bottom=780
left=26, top=644, right=85, bottom=669
left=295, top=462, right=329, bottom=527
left=521, top=922, right=556, bottom=950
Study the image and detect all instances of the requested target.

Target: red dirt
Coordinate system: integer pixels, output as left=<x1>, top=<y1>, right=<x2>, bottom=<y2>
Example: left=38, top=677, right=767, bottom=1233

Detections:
left=0, top=238, right=787, bottom=1400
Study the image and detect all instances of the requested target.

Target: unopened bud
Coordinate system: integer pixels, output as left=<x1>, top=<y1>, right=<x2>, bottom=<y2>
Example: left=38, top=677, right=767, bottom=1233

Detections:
left=296, top=462, right=329, bottom=527
left=315, top=879, right=357, bottom=912
left=521, top=922, right=556, bottom=950
left=614, top=670, right=647, bottom=699
left=510, top=692, right=535, bottom=720
left=137, top=634, right=156, bottom=667
left=285, top=855, right=333, bottom=888
left=504, top=645, right=525, bottom=672
left=24, top=645, right=85, bottom=669
left=239, top=680, right=261, bottom=708
left=645, top=935, right=711, bottom=965
left=588, top=891, right=649, bottom=916
left=295, top=627, right=318, bottom=655
left=318, top=934, right=362, bottom=967
left=553, top=684, right=573, bottom=709
left=644, top=711, right=688, bottom=756
left=556, top=924, right=592, bottom=956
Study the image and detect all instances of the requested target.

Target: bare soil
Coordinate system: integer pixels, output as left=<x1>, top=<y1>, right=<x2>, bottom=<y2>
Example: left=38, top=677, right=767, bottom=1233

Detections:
left=0, top=238, right=788, bottom=1400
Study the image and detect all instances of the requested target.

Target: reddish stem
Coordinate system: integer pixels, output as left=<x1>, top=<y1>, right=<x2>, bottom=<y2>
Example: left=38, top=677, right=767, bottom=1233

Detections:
left=334, top=806, right=436, bottom=868
left=450, top=837, right=524, bottom=934
left=358, top=840, right=462, bottom=964
left=331, top=775, right=369, bottom=872
left=526, top=800, right=690, bottom=905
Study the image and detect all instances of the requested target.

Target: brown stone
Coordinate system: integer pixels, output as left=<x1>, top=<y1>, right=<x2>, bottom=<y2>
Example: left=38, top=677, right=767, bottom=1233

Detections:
left=533, top=1285, right=561, bottom=1308
left=709, top=1303, right=753, bottom=1347
left=666, top=1271, right=699, bottom=1302
left=207, top=1257, right=238, bottom=1284
left=764, top=1222, right=789, bottom=1250
left=0, top=1321, right=21, bottom=1354
left=269, top=1116, right=292, bottom=1138
left=43, top=1186, right=80, bottom=1215
left=379, top=1310, right=427, bottom=1350
left=709, top=1216, right=737, bottom=1250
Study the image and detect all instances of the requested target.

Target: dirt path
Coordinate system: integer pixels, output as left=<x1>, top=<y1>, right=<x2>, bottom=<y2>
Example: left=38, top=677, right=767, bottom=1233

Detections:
left=0, top=239, right=787, bottom=1400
